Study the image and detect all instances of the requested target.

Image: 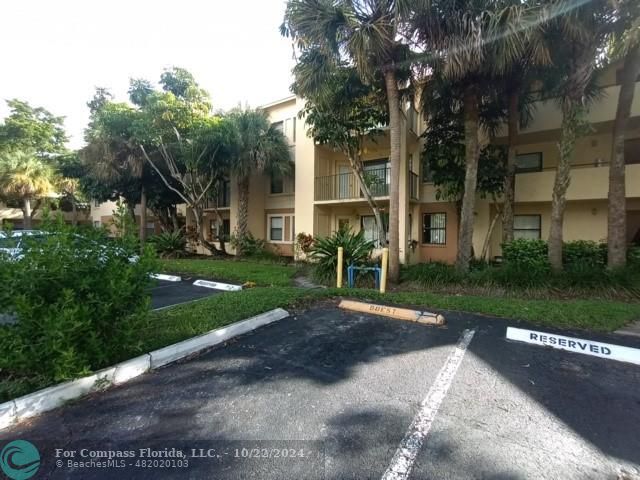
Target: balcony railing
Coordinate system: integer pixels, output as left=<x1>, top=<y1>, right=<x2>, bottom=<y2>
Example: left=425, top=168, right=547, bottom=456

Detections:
left=315, top=167, right=390, bottom=201
left=204, top=185, right=230, bottom=209
left=409, top=171, right=419, bottom=200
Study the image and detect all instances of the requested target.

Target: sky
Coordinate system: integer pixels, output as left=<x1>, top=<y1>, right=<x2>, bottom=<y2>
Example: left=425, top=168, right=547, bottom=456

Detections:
left=0, top=0, right=296, bottom=149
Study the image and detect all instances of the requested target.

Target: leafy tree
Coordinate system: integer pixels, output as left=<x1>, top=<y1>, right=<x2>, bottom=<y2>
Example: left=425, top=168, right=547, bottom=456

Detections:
left=80, top=96, right=149, bottom=239
left=607, top=0, right=640, bottom=268
left=295, top=63, right=389, bottom=247
left=0, top=149, right=56, bottom=228
left=141, top=117, right=235, bottom=254
left=421, top=76, right=507, bottom=260
left=128, top=78, right=155, bottom=107
left=227, top=109, right=292, bottom=255
left=0, top=99, right=67, bottom=156
left=282, top=0, right=413, bottom=282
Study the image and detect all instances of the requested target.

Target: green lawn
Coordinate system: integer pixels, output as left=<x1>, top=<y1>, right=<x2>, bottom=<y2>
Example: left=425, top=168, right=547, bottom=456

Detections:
left=3, top=285, right=639, bottom=402
left=159, top=258, right=298, bottom=287
left=145, top=287, right=640, bottom=354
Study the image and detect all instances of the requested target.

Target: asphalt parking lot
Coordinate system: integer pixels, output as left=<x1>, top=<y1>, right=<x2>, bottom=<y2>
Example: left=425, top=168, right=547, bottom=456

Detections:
left=149, top=278, right=225, bottom=310
left=1, top=303, right=640, bottom=479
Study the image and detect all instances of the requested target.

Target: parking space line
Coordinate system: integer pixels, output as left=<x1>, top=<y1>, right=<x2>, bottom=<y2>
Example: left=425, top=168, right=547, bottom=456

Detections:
left=381, top=328, right=476, bottom=480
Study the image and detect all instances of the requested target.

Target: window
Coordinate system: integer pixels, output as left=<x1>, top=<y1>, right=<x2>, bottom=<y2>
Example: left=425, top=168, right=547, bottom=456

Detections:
left=625, top=138, right=640, bottom=165
left=146, top=222, right=156, bottom=236
left=270, top=175, right=284, bottom=194
left=285, top=117, right=296, bottom=143
left=363, top=159, right=390, bottom=196
left=210, top=218, right=231, bottom=241
left=93, top=220, right=101, bottom=228
left=269, top=216, right=283, bottom=242
left=219, top=180, right=230, bottom=207
left=272, top=121, right=283, bottom=133
left=514, top=215, right=541, bottom=240
left=422, top=213, right=446, bottom=245
left=267, top=214, right=295, bottom=243
left=94, top=199, right=100, bottom=207
left=338, top=218, right=351, bottom=231
left=361, top=214, right=388, bottom=247
left=422, top=157, right=434, bottom=183
left=516, top=152, right=543, bottom=173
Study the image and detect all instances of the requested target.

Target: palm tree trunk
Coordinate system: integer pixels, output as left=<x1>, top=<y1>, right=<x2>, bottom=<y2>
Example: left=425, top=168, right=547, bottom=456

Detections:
left=71, top=198, right=78, bottom=226
left=481, top=202, right=502, bottom=262
left=384, top=70, right=401, bottom=282
left=608, top=45, right=640, bottom=269
left=22, top=197, right=32, bottom=229
left=139, top=185, right=147, bottom=244
left=548, top=100, right=582, bottom=270
left=237, top=175, right=250, bottom=256
left=502, top=92, right=519, bottom=244
left=456, top=87, right=481, bottom=273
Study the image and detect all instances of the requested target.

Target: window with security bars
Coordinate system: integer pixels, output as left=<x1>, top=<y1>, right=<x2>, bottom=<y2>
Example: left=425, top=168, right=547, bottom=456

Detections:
left=513, top=215, right=541, bottom=240
left=422, top=213, right=446, bottom=245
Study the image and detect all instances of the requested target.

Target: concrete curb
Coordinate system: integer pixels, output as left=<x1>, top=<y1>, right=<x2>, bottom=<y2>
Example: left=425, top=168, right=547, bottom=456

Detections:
left=0, top=308, right=289, bottom=431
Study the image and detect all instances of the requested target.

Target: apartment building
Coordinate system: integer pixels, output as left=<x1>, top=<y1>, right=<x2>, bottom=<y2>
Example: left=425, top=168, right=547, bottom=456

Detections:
left=95, top=62, right=640, bottom=264
left=229, top=62, right=640, bottom=264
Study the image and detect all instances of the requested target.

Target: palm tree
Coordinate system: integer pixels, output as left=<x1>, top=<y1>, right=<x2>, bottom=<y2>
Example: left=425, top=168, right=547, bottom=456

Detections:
left=81, top=102, right=148, bottom=242
left=0, top=150, right=55, bottom=229
left=486, top=2, right=552, bottom=243
left=546, top=0, right=614, bottom=270
left=282, top=0, right=413, bottom=282
left=607, top=0, right=640, bottom=269
left=410, top=1, right=538, bottom=271
left=228, top=109, right=291, bottom=256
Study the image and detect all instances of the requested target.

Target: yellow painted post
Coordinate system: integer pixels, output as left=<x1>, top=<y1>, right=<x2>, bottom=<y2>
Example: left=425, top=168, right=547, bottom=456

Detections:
left=380, top=247, right=389, bottom=294
left=337, top=246, right=344, bottom=288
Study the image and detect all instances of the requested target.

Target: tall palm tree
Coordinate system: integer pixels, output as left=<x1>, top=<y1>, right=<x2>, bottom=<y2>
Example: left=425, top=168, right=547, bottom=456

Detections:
left=546, top=0, right=614, bottom=270
left=0, top=150, right=55, bottom=229
left=228, top=109, right=291, bottom=256
left=607, top=0, right=640, bottom=269
left=282, top=0, right=412, bottom=282
left=486, top=2, right=552, bottom=243
left=81, top=103, right=147, bottom=242
left=410, top=1, right=538, bottom=271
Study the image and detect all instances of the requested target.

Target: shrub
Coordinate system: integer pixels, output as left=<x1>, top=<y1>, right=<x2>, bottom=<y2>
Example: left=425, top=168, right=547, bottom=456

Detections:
left=401, top=262, right=462, bottom=286
left=628, top=246, right=640, bottom=268
left=562, top=240, right=607, bottom=268
left=501, top=239, right=548, bottom=269
left=295, top=232, right=314, bottom=254
left=0, top=221, right=156, bottom=390
left=230, top=231, right=281, bottom=261
left=309, top=227, right=375, bottom=284
left=149, top=230, right=187, bottom=258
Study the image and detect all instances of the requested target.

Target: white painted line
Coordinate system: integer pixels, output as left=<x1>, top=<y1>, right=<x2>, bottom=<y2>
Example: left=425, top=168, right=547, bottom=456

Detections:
left=506, top=327, right=640, bottom=366
left=193, top=279, right=242, bottom=291
left=381, top=329, right=476, bottom=480
left=150, top=273, right=182, bottom=282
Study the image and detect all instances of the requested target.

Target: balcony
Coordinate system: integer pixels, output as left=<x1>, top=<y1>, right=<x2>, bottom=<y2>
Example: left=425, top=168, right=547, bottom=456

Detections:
left=315, top=167, right=389, bottom=202
left=204, top=182, right=231, bottom=209
left=514, top=162, right=640, bottom=202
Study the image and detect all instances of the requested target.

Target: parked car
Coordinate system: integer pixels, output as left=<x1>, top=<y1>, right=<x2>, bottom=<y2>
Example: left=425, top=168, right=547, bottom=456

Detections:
left=0, top=230, right=139, bottom=263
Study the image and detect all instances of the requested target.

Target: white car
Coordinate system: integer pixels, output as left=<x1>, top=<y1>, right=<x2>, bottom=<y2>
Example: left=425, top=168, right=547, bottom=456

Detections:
left=0, top=230, right=139, bottom=263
